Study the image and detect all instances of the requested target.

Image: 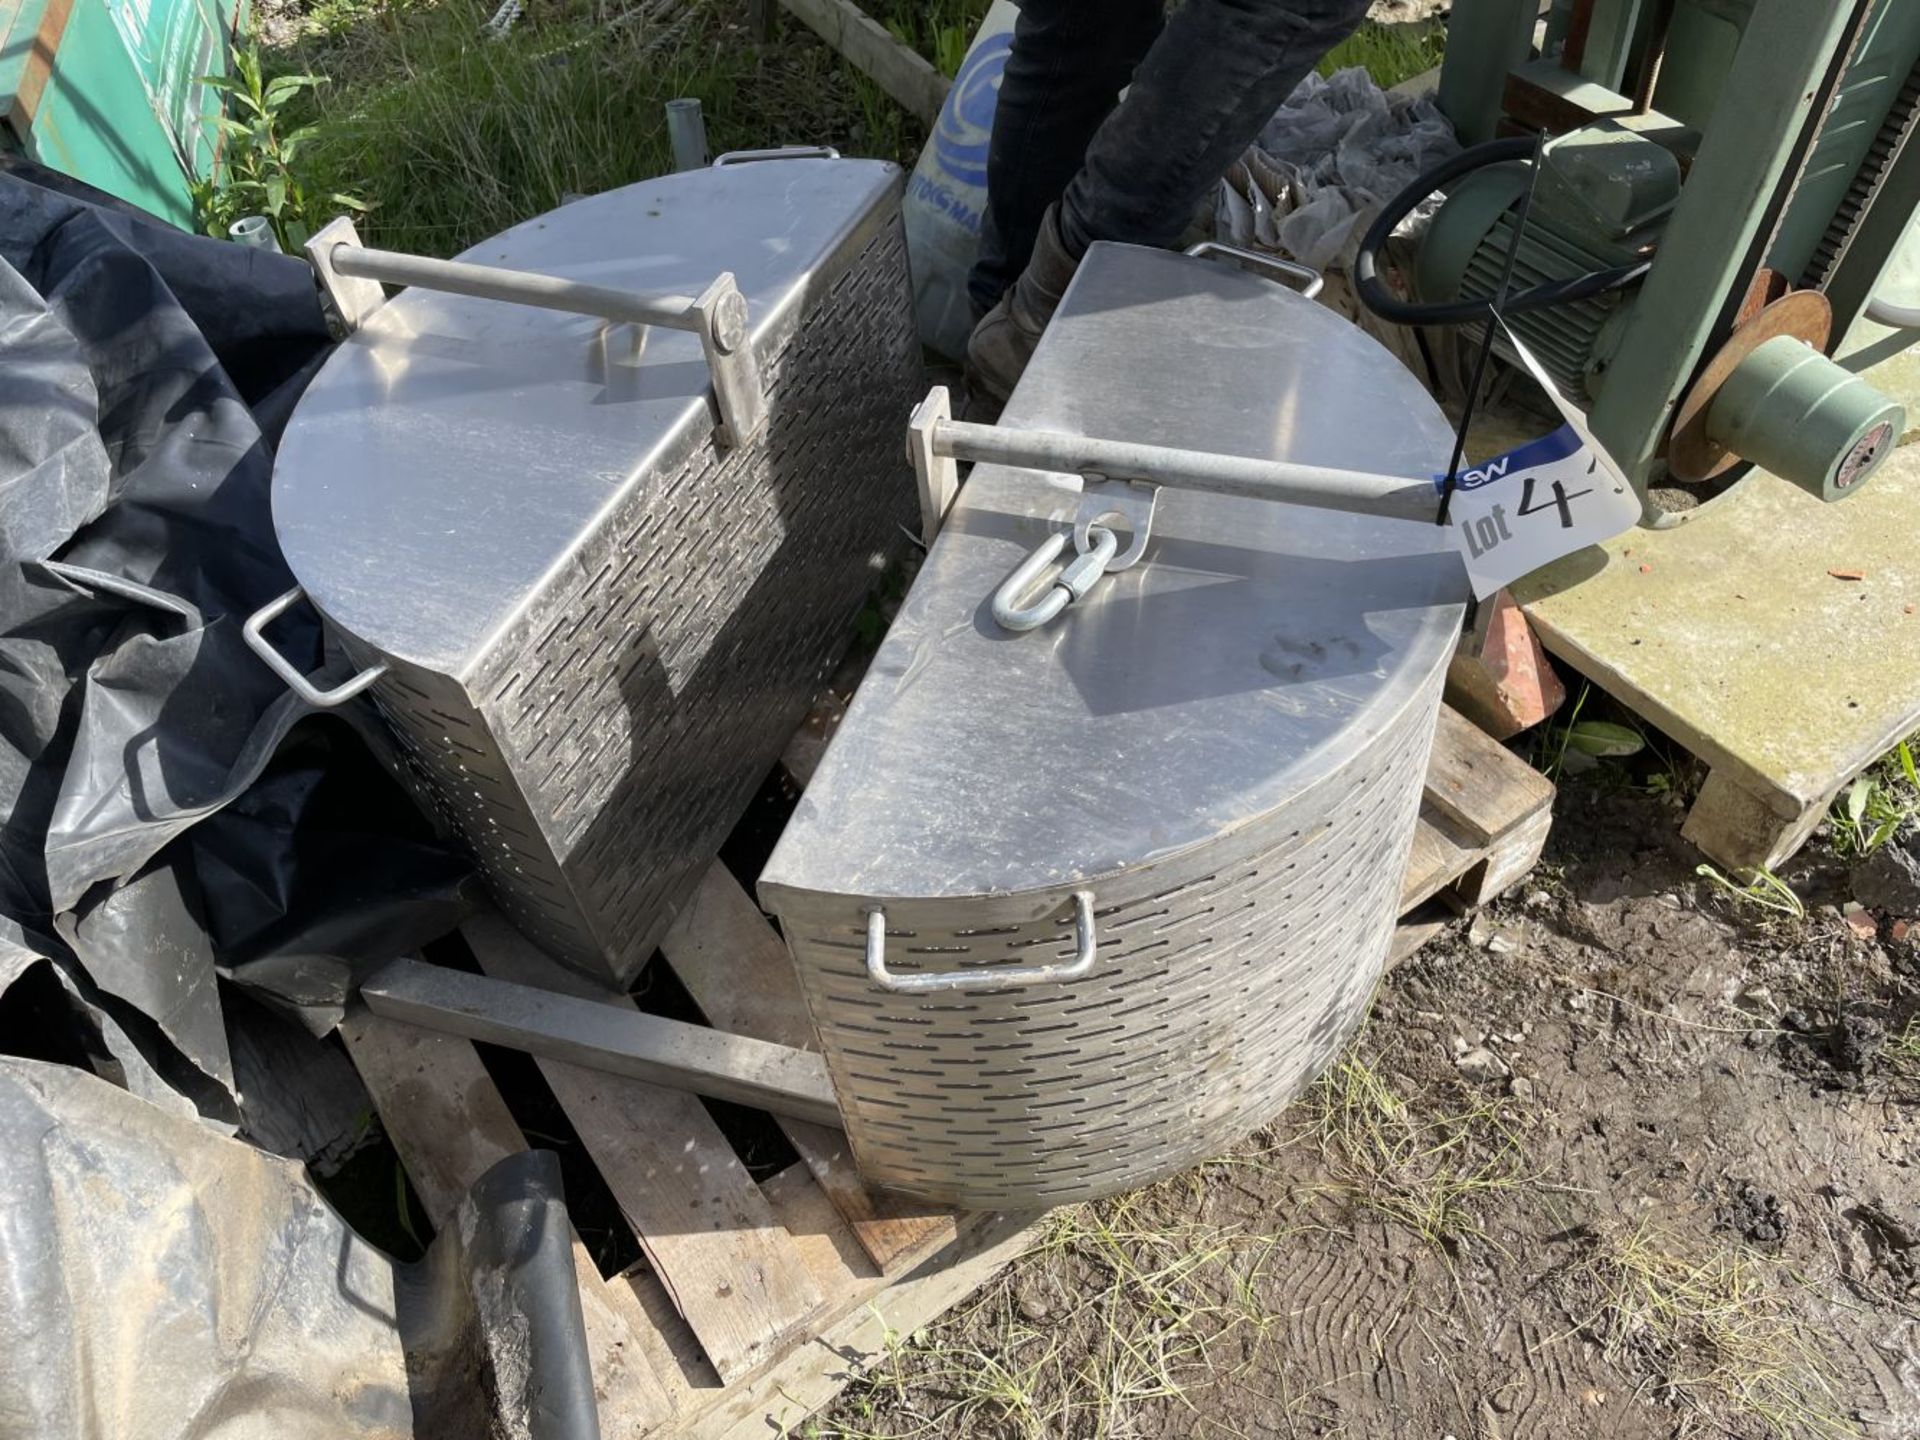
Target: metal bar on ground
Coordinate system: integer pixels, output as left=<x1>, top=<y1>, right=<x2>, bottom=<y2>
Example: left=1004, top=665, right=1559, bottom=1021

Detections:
left=360, top=958, right=843, bottom=1127
left=931, top=416, right=1441, bottom=524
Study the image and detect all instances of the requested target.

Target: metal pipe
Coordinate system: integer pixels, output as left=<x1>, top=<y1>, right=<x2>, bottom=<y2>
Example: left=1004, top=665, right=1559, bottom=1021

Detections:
left=665, top=97, right=708, bottom=171
left=328, top=243, right=703, bottom=330
left=361, top=958, right=843, bottom=1127
left=228, top=215, right=278, bottom=250
left=932, top=417, right=1441, bottom=525
left=1867, top=293, right=1920, bottom=329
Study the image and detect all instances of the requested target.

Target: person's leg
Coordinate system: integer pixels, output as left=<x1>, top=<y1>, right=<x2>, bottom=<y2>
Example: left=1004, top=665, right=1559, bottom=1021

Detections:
left=967, top=0, right=1164, bottom=315
left=967, top=0, right=1375, bottom=403
left=1058, top=0, right=1374, bottom=256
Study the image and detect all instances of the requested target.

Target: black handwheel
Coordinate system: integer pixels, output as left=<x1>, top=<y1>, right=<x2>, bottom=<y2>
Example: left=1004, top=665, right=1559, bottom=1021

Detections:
left=1352, top=136, right=1652, bottom=326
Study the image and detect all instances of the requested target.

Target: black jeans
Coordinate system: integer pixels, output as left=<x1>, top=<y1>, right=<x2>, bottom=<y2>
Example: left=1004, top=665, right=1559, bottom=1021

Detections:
left=968, top=0, right=1374, bottom=313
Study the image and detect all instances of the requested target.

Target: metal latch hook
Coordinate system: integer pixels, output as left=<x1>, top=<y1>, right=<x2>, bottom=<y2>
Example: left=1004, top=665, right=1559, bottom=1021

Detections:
left=991, top=524, right=1119, bottom=632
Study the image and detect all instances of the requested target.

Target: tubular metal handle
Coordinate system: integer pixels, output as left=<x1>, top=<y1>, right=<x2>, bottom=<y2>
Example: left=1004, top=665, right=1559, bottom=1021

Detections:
left=865, top=892, right=1098, bottom=995
left=306, top=216, right=769, bottom=445
left=712, top=146, right=842, bottom=165
left=1185, top=241, right=1324, bottom=300
left=329, top=243, right=709, bottom=329
left=243, top=586, right=388, bottom=708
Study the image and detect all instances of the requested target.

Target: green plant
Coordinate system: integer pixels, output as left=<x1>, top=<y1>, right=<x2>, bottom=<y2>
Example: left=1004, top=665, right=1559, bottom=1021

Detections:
left=1887, top=1015, right=1920, bottom=1068
left=1537, top=683, right=1648, bottom=781
left=272, top=0, right=914, bottom=258
left=1695, top=863, right=1807, bottom=921
left=192, top=43, right=365, bottom=251
left=870, top=0, right=990, bottom=78
left=1317, top=18, right=1446, bottom=90
left=1828, top=738, right=1920, bottom=858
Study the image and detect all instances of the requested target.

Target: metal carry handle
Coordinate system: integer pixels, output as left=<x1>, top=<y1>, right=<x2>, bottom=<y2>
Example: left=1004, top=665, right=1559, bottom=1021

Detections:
left=243, top=586, right=388, bottom=708
left=1185, top=241, right=1324, bottom=300
left=305, top=217, right=769, bottom=446
left=865, top=891, right=1098, bottom=994
left=712, top=146, right=842, bottom=165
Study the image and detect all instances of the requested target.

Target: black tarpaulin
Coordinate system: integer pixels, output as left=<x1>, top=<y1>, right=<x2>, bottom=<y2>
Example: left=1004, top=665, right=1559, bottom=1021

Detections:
left=0, top=167, right=476, bottom=1118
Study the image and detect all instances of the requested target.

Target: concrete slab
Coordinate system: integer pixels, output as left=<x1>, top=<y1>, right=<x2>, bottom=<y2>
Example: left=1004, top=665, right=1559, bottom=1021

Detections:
left=1513, top=442, right=1920, bottom=869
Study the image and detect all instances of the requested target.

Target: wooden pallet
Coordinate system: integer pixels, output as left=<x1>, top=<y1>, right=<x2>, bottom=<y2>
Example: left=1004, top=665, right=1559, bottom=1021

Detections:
left=337, top=701, right=1551, bottom=1438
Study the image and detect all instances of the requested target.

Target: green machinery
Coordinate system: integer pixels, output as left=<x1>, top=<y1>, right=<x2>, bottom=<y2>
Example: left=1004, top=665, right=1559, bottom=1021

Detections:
left=1413, top=0, right=1920, bottom=519
left=1385, top=0, right=1920, bottom=876
left=0, top=0, right=245, bottom=229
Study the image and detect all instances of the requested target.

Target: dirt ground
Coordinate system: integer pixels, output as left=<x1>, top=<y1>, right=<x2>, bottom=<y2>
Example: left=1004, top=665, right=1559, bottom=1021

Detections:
left=814, top=779, right=1920, bottom=1439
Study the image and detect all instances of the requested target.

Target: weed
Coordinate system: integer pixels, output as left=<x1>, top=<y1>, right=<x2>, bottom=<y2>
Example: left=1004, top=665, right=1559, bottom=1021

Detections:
left=1885, top=1015, right=1920, bottom=1076
left=1532, top=682, right=1636, bottom=782
left=812, top=1196, right=1290, bottom=1438
left=1285, top=1050, right=1529, bottom=1252
left=867, top=0, right=990, bottom=78
left=1695, top=863, right=1807, bottom=922
left=1828, top=736, right=1920, bottom=858
left=191, top=43, right=366, bottom=249
left=1553, top=1222, right=1853, bottom=1438
left=1317, top=18, right=1445, bottom=90
left=1535, top=682, right=1589, bottom=781
left=268, top=0, right=925, bottom=258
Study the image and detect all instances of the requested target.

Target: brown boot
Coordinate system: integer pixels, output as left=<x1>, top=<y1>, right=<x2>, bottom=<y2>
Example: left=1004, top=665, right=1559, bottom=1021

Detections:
left=964, top=205, right=1081, bottom=406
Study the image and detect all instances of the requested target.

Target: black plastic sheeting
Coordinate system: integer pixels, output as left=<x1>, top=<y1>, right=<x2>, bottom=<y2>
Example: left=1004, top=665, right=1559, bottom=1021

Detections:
left=0, top=169, right=604, bottom=1440
left=0, top=166, right=478, bottom=1127
left=0, top=1056, right=599, bottom=1440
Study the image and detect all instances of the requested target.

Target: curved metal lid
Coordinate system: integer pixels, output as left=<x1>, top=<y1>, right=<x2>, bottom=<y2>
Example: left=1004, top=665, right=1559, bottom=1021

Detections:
left=271, top=158, right=902, bottom=679
left=761, top=242, right=1468, bottom=906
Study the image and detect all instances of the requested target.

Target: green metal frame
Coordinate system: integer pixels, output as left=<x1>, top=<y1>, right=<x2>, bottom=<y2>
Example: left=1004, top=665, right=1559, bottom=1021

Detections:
left=1435, top=0, right=1537, bottom=146
left=1, top=0, right=245, bottom=227
left=1581, top=0, right=1864, bottom=514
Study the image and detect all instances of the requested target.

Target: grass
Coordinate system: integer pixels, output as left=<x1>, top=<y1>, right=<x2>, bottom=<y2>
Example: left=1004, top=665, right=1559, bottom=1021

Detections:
left=806, top=1195, right=1295, bottom=1439
left=864, top=0, right=990, bottom=79
left=1828, top=734, right=1920, bottom=859
left=1317, top=17, right=1446, bottom=90
left=263, top=0, right=923, bottom=257
left=1695, top=862, right=1808, bottom=922
left=809, top=1026, right=1531, bottom=1437
left=1554, top=1222, right=1854, bottom=1438
left=1283, top=1048, right=1530, bottom=1253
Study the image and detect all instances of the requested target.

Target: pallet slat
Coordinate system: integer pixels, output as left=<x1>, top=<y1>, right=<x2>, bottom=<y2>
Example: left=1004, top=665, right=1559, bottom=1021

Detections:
left=1422, top=704, right=1555, bottom=844
left=464, top=914, right=826, bottom=1385
left=661, top=865, right=959, bottom=1274
left=667, top=1212, right=1043, bottom=1440
left=338, top=1009, right=681, bottom=1432
left=1401, top=806, right=1481, bottom=911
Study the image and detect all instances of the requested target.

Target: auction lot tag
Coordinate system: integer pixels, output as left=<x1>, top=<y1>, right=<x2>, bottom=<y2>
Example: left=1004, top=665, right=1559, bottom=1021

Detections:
left=1439, top=322, right=1640, bottom=599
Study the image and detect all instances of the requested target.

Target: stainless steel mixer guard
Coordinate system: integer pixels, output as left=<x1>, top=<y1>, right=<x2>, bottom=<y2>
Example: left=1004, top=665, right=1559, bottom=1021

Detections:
left=759, top=242, right=1466, bottom=1207
left=268, top=158, right=923, bottom=985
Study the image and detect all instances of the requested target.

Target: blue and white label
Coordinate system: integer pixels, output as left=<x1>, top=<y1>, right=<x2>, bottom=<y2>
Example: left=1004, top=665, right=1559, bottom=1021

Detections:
left=1440, top=324, right=1640, bottom=598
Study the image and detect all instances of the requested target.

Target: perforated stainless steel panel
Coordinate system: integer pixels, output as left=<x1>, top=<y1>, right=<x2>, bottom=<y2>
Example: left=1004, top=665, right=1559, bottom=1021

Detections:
left=777, top=685, right=1438, bottom=1206
left=277, top=161, right=922, bottom=983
